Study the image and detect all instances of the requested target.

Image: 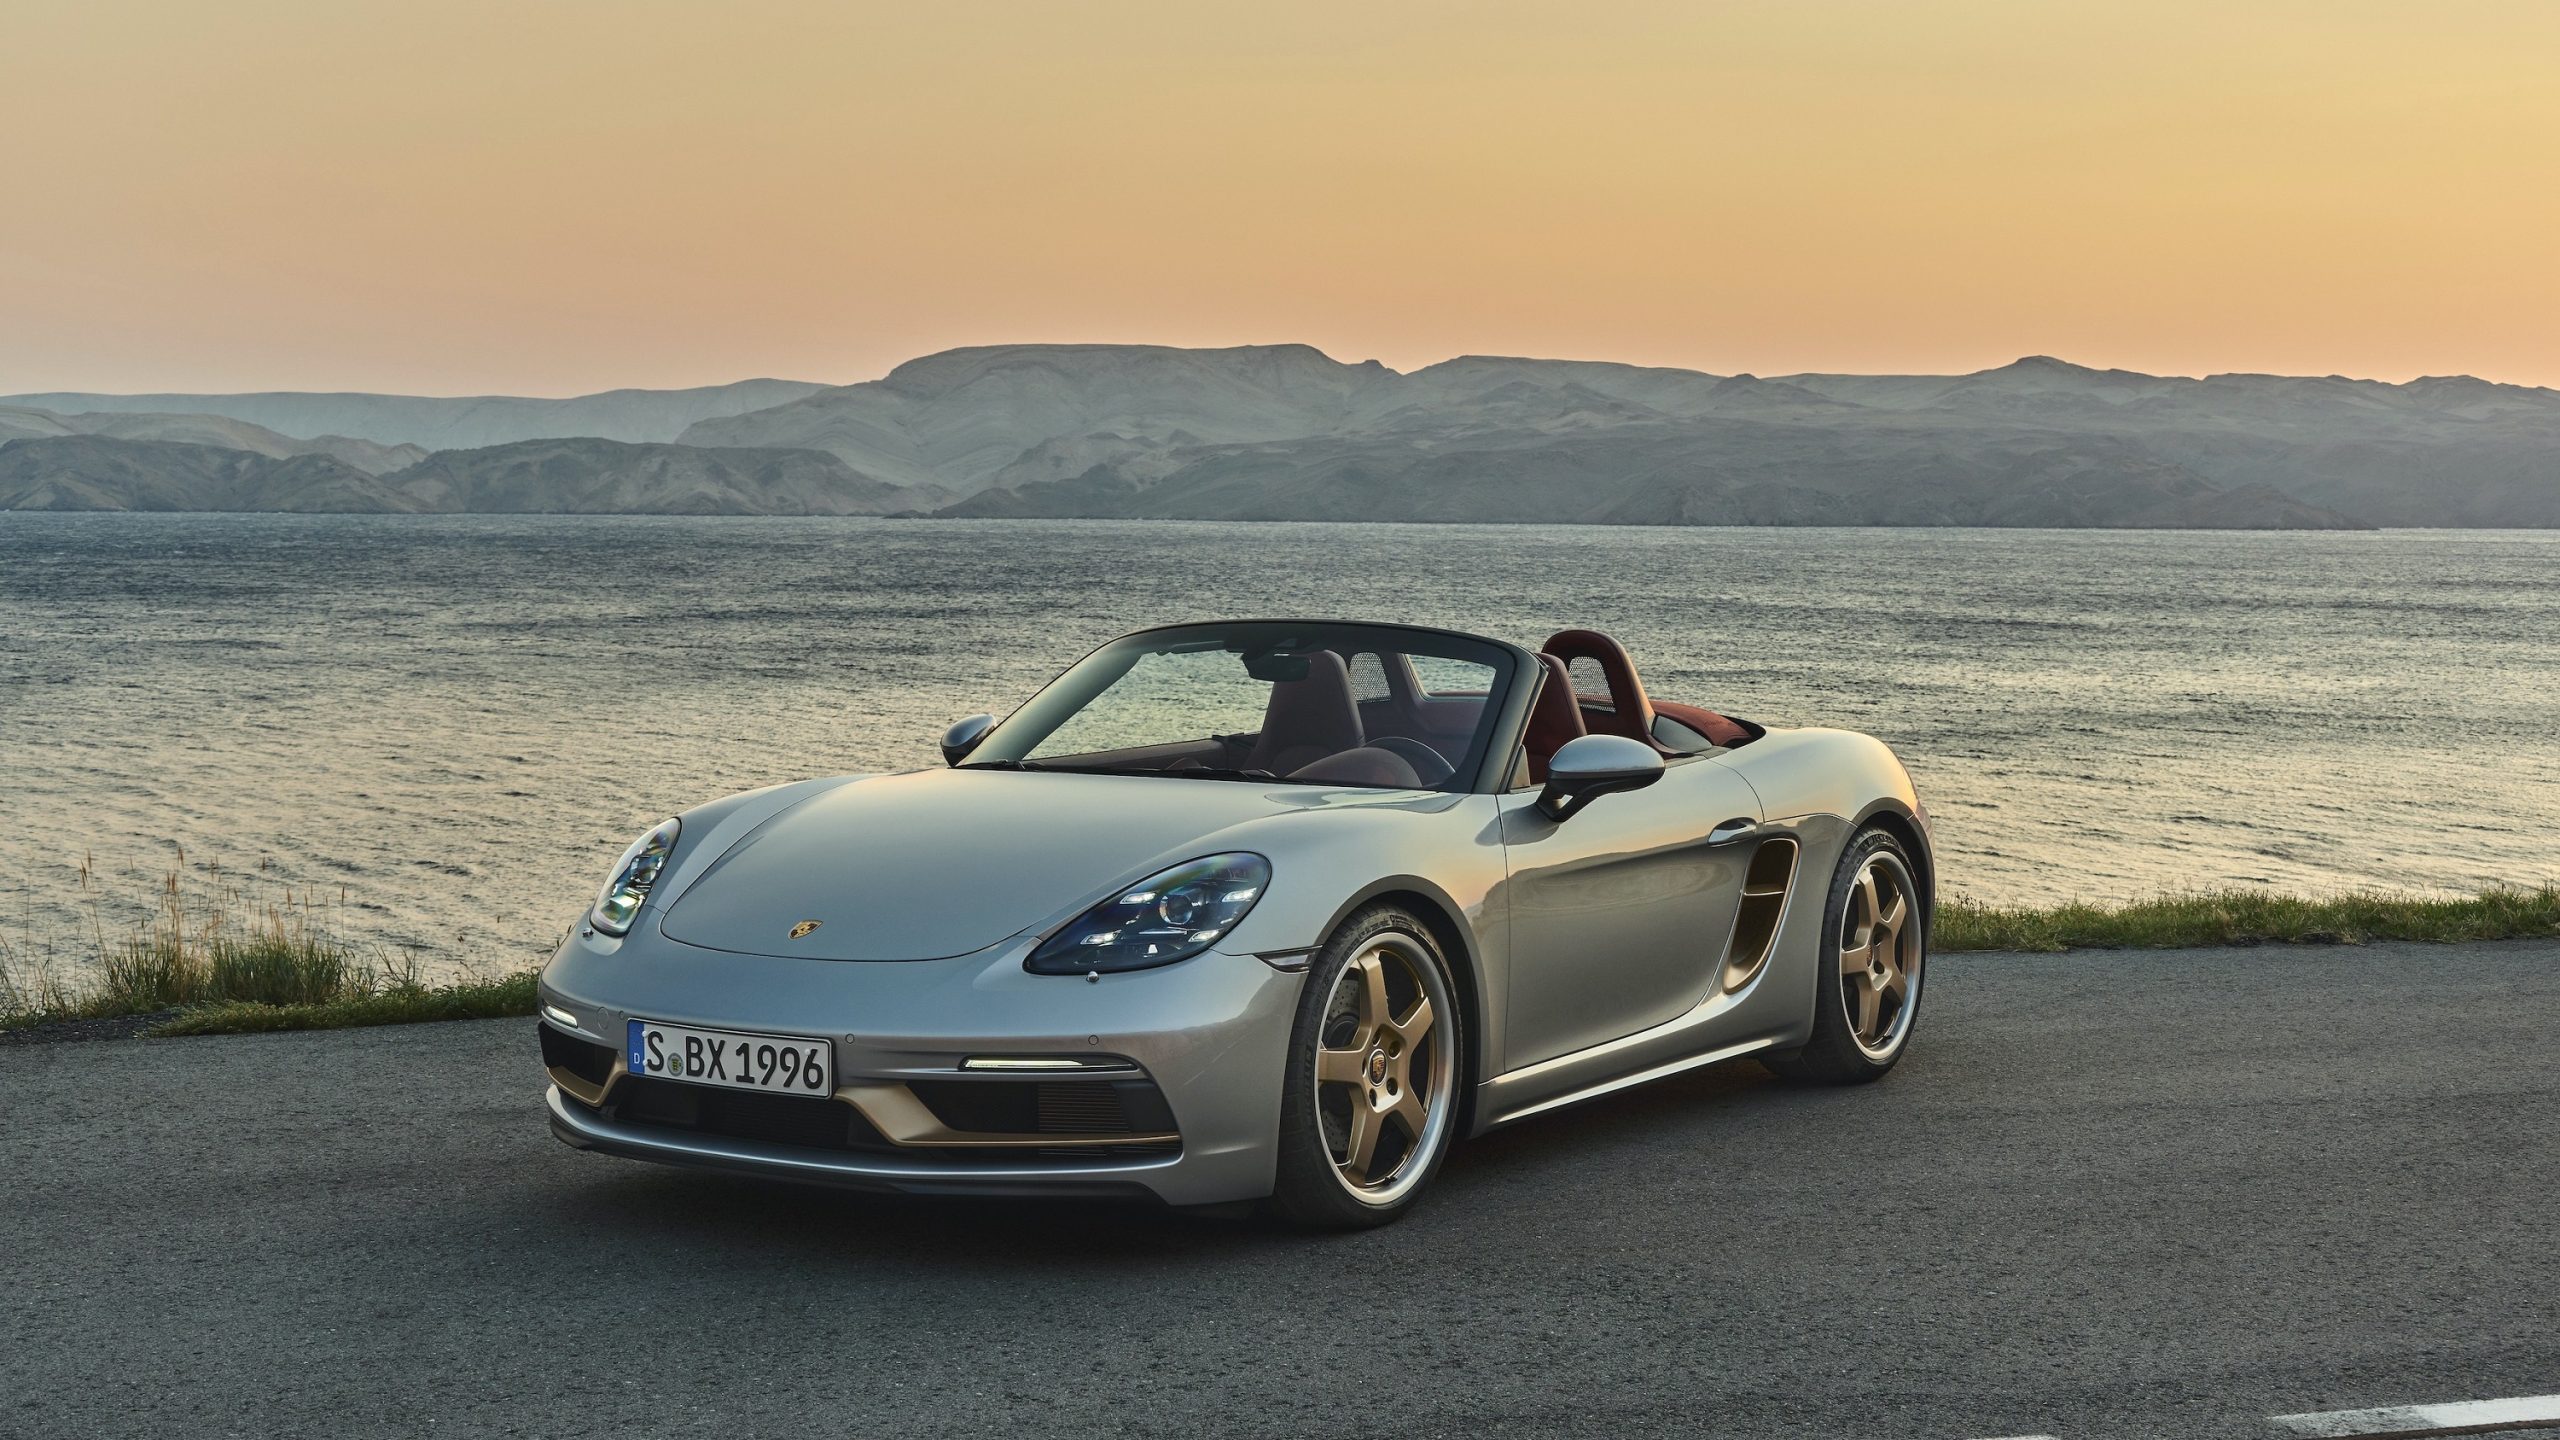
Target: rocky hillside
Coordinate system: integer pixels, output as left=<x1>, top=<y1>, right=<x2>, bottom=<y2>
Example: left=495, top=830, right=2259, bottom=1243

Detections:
left=0, top=436, right=932, bottom=515
left=684, top=346, right=2560, bottom=527
left=942, top=421, right=2361, bottom=528
left=0, top=437, right=412, bottom=512
left=0, top=405, right=424, bottom=474
left=679, top=344, right=1394, bottom=494
left=384, top=439, right=930, bottom=514
left=0, top=379, right=827, bottom=450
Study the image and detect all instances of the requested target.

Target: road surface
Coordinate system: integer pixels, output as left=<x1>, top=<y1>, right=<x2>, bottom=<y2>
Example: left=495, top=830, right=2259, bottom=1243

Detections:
left=5, top=939, right=2556, bottom=1439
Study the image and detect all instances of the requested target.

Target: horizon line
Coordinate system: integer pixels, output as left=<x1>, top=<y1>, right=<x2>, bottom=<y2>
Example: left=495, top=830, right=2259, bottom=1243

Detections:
left=7, top=345, right=2558, bottom=403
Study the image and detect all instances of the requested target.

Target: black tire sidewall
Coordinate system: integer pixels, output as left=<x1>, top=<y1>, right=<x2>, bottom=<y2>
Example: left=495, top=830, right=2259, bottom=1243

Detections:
left=1773, top=827, right=1924, bottom=1084
left=1266, top=905, right=1462, bottom=1229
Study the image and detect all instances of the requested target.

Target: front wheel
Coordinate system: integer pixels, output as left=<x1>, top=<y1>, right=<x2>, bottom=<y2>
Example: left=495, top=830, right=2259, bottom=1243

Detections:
left=1763, top=827, right=1926, bottom=1085
left=1267, top=906, right=1463, bottom=1229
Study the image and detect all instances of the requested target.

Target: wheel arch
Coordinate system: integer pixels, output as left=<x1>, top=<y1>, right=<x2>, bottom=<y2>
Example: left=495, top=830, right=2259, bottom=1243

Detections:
left=1851, top=799, right=1936, bottom=925
left=1313, top=877, right=1490, bottom=1139
left=1715, top=729, right=1931, bottom=917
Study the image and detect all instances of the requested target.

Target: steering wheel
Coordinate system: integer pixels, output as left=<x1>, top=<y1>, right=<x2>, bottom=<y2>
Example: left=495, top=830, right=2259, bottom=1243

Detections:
left=1365, top=736, right=1455, bottom=787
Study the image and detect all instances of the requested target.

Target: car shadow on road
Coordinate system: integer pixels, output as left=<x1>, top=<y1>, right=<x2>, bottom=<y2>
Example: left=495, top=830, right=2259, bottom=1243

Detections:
left=566, top=1164, right=1282, bottom=1266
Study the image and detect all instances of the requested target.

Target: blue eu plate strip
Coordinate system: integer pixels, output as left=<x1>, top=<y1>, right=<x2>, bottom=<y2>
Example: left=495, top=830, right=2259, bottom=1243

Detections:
left=627, top=1019, right=646, bottom=1074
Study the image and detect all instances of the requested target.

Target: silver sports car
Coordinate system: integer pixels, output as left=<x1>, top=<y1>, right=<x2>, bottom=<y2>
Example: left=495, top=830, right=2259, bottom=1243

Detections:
left=539, top=619, right=1932, bottom=1227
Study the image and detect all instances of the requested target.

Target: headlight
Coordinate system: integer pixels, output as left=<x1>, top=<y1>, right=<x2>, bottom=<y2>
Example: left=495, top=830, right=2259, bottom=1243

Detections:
left=590, top=818, right=680, bottom=937
left=1026, top=853, right=1270, bottom=975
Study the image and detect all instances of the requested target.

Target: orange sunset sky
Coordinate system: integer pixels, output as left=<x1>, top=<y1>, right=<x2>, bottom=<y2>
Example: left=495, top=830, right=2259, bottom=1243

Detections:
left=5, top=0, right=2557, bottom=396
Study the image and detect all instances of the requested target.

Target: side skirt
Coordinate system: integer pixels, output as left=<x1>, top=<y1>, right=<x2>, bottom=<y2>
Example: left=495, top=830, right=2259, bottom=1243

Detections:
left=1480, top=1035, right=1780, bottom=1128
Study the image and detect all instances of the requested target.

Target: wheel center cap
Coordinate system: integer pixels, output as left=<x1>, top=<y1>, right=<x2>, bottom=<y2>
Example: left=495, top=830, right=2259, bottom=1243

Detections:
left=1367, top=1050, right=1389, bottom=1084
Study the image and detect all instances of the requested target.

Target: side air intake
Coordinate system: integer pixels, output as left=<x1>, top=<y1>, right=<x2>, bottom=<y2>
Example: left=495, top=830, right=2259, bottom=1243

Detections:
left=1720, top=837, right=1800, bottom=992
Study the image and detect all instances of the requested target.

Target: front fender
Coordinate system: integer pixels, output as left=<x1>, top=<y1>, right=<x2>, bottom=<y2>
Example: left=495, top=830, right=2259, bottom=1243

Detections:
left=1203, top=794, right=1513, bottom=1081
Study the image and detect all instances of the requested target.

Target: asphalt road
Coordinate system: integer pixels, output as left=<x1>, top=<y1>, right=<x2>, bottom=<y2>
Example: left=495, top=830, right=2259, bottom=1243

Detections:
left=6, top=940, right=2556, bottom=1440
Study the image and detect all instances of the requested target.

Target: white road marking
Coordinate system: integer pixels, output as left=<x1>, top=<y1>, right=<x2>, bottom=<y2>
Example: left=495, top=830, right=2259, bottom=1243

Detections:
left=2270, top=1392, right=2560, bottom=1438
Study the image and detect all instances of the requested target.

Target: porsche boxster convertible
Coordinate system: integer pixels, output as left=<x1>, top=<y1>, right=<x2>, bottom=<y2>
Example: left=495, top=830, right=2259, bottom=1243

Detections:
left=539, top=620, right=1933, bottom=1226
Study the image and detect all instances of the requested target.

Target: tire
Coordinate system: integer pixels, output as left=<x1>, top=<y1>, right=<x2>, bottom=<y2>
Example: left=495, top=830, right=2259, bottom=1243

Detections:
left=1267, top=905, right=1464, bottom=1229
left=1762, top=826, right=1927, bottom=1086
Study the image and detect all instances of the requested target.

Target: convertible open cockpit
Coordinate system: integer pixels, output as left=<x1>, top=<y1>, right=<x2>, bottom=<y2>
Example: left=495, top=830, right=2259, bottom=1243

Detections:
left=959, top=623, right=1759, bottom=793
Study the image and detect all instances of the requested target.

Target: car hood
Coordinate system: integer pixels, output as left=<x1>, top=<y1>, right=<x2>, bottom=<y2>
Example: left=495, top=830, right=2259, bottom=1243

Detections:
left=657, top=768, right=1372, bottom=961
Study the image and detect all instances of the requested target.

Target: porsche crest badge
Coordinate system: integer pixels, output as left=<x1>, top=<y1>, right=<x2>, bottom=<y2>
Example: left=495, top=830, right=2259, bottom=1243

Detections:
left=787, top=919, right=822, bottom=939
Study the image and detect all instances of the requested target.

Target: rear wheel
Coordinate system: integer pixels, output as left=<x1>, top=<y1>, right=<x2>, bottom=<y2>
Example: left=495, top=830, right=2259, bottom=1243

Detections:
left=1268, top=906, right=1461, bottom=1229
left=1764, top=828, right=1926, bottom=1085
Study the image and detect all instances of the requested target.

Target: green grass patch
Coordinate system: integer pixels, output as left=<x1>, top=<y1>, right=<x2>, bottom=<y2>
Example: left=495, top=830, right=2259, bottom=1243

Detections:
left=1, top=859, right=540, bottom=1038
left=1936, top=882, right=2560, bottom=953
left=148, top=970, right=539, bottom=1037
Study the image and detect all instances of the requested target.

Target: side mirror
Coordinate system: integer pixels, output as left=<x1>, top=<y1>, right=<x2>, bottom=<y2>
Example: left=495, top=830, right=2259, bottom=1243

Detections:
left=941, top=713, right=996, bottom=766
left=1536, top=733, right=1664, bottom=821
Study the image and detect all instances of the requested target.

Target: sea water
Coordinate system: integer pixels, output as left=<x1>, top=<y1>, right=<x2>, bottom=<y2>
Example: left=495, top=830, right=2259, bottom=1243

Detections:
left=3, top=514, right=2554, bottom=977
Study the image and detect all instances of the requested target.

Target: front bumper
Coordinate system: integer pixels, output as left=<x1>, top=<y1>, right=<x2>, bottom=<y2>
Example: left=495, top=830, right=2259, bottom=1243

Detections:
left=537, top=924, right=1305, bottom=1207
left=549, top=1087, right=1175, bottom=1200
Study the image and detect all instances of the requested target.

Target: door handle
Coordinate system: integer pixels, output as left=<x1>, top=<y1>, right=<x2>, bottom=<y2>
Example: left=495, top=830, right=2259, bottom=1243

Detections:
left=1705, top=818, right=1758, bottom=846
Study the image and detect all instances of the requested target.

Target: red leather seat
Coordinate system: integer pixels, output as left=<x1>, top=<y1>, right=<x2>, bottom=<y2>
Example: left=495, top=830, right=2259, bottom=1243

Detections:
left=1520, top=654, right=1585, bottom=783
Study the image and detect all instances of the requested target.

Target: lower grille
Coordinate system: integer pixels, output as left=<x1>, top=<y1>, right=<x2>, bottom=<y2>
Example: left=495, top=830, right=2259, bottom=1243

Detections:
left=539, top=1023, right=616, bottom=1089
left=1037, top=1083, right=1127, bottom=1134
left=598, top=1077, right=1178, bottom=1165
left=907, top=1077, right=1179, bottom=1140
left=609, top=1077, right=893, bottom=1152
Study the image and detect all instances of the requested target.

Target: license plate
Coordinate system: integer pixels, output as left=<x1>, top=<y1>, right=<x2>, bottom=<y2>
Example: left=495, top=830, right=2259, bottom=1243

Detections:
left=627, top=1019, right=833, bottom=1097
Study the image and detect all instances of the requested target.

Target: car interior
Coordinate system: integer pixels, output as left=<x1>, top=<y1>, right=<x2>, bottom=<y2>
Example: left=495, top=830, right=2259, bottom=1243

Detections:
left=1193, top=629, right=1759, bottom=790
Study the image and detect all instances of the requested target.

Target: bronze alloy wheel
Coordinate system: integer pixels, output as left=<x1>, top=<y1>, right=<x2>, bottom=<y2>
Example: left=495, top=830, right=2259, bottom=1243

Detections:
left=1312, top=931, right=1456, bottom=1205
left=1837, top=847, right=1923, bottom=1060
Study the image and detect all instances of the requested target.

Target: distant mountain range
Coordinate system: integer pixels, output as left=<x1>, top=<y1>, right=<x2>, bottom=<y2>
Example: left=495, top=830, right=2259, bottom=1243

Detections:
left=6, top=346, right=2557, bottom=527
left=2, top=379, right=823, bottom=449
left=386, top=439, right=932, bottom=515
left=0, top=437, right=409, bottom=513
left=1, top=403, right=425, bottom=474
left=0, top=436, right=925, bottom=516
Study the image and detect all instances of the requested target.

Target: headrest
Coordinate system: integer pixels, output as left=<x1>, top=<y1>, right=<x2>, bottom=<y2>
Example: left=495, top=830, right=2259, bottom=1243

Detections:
left=1539, top=628, right=1657, bottom=745
left=1244, top=650, right=1363, bottom=774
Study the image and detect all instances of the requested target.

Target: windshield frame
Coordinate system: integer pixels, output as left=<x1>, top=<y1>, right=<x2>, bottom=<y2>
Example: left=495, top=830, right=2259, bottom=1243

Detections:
left=966, top=619, right=1532, bottom=794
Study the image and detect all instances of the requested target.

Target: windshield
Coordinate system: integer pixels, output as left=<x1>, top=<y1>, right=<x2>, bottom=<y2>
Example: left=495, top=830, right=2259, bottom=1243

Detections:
left=966, top=622, right=1517, bottom=792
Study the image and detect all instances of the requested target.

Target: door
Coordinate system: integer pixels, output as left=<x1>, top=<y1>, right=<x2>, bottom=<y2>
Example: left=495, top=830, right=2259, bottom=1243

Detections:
left=1496, top=759, right=1763, bottom=1069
